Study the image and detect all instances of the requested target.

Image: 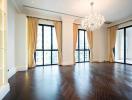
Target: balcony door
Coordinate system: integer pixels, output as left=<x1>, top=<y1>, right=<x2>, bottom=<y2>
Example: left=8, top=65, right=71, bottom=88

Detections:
left=75, top=29, right=90, bottom=63
left=115, top=26, right=132, bottom=64
left=35, top=24, right=58, bottom=66
left=115, top=29, right=124, bottom=63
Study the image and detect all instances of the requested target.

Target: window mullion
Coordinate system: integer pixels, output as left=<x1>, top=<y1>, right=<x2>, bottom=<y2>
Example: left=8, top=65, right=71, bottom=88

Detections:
left=78, top=30, right=80, bottom=62
left=42, top=26, right=44, bottom=66
left=51, top=26, right=53, bottom=65
left=84, top=30, right=85, bottom=62
left=124, top=28, right=126, bottom=64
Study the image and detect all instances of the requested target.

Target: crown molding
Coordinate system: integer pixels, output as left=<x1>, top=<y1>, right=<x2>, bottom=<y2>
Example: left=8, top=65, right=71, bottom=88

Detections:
left=107, top=16, right=132, bottom=27
left=10, top=0, right=22, bottom=13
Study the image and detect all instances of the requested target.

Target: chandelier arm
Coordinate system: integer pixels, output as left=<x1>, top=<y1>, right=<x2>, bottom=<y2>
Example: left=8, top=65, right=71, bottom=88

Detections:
left=81, top=1, right=105, bottom=31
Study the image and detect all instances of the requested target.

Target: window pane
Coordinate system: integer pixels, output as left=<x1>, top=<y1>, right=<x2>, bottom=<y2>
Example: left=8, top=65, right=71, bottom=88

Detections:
left=36, top=25, right=59, bottom=66
left=126, top=27, right=132, bottom=64
left=52, top=51, right=58, bottom=64
left=115, top=29, right=124, bottom=63
left=75, top=30, right=90, bottom=63
left=76, top=35, right=78, bottom=49
left=44, top=26, right=51, bottom=49
left=36, top=51, right=43, bottom=65
left=79, top=31, right=84, bottom=49
left=85, top=50, right=89, bottom=61
left=80, top=51, right=84, bottom=62
left=44, top=51, right=51, bottom=65
left=36, top=26, right=42, bottom=49
left=75, top=51, right=79, bottom=62
left=85, top=31, right=89, bottom=49
left=53, top=27, right=58, bottom=49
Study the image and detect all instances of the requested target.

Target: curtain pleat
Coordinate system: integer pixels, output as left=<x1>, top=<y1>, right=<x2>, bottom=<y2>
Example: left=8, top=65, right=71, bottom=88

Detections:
left=87, top=31, right=93, bottom=62
left=73, top=24, right=78, bottom=63
left=27, top=17, right=38, bottom=68
left=108, top=26, right=117, bottom=62
left=54, top=21, right=62, bottom=65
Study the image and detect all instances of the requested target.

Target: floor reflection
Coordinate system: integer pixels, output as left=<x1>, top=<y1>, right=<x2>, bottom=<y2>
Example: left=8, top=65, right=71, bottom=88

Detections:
left=74, top=63, right=92, bottom=99
left=4, top=63, right=132, bottom=100
left=33, top=65, right=61, bottom=100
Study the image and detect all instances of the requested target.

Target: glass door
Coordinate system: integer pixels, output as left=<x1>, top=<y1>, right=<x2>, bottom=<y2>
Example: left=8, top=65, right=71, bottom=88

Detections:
left=35, top=24, right=58, bottom=66
left=75, top=29, right=90, bottom=63
left=115, top=26, right=132, bottom=64
left=126, top=27, right=132, bottom=64
left=115, top=29, right=124, bottom=63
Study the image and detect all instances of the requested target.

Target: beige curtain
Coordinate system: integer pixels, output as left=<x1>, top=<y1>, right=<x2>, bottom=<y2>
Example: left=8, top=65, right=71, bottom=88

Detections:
left=54, top=21, right=62, bottom=65
left=87, top=31, right=93, bottom=62
left=27, top=17, right=38, bottom=68
left=108, top=26, right=117, bottom=62
left=73, top=24, right=78, bottom=63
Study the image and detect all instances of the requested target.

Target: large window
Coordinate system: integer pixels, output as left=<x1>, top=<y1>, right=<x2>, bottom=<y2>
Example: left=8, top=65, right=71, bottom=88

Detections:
left=35, top=24, right=58, bottom=66
left=115, top=29, right=124, bottom=63
left=126, top=27, right=132, bottom=64
left=115, top=25, right=132, bottom=64
left=75, top=29, right=90, bottom=63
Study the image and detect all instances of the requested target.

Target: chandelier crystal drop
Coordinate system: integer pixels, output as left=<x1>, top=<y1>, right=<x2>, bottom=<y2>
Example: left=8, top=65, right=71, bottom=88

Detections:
left=81, top=2, right=105, bottom=31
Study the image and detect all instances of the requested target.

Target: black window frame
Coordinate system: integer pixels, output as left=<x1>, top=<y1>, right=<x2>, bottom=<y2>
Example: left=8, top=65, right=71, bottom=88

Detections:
left=114, top=25, right=132, bottom=65
left=75, top=29, right=90, bottom=63
left=35, top=24, right=58, bottom=66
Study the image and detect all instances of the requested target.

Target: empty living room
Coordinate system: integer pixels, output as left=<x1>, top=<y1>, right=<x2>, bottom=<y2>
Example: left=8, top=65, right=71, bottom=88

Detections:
left=0, top=0, right=132, bottom=100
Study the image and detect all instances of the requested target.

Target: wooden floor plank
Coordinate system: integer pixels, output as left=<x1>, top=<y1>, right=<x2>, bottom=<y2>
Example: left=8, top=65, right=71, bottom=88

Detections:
left=3, top=63, right=132, bottom=100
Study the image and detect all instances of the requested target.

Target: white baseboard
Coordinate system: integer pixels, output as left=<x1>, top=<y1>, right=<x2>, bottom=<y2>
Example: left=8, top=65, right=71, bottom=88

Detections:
left=7, top=66, right=27, bottom=79
left=92, top=58, right=107, bottom=62
left=0, top=83, right=10, bottom=100
left=8, top=67, right=16, bottom=79
left=61, top=63, right=74, bottom=66
left=16, top=66, right=28, bottom=71
left=61, top=61, right=74, bottom=66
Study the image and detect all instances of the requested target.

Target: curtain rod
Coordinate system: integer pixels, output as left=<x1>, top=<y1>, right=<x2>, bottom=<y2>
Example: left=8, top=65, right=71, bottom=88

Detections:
left=27, top=16, right=62, bottom=22
left=24, top=5, right=83, bottom=18
left=108, top=19, right=132, bottom=28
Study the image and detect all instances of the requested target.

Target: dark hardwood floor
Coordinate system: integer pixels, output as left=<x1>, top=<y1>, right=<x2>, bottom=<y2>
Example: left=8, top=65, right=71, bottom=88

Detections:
left=3, top=63, right=132, bottom=100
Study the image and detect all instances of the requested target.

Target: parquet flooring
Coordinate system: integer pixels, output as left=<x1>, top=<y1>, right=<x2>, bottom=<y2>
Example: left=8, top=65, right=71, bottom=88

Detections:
left=3, top=63, right=132, bottom=100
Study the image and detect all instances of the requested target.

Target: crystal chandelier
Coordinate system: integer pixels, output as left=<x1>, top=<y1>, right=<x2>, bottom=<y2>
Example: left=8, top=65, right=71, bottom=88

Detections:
left=81, top=2, right=105, bottom=31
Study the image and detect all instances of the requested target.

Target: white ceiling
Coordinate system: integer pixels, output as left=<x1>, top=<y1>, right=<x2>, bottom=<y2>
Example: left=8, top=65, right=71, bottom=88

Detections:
left=14, top=0, right=132, bottom=22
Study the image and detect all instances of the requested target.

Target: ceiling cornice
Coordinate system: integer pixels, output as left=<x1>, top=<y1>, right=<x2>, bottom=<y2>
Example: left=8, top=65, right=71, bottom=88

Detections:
left=10, top=0, right=22, bottom=13
left=107, top=16, right=132, bottom=27
left=23, top=5, right=83, bottom=18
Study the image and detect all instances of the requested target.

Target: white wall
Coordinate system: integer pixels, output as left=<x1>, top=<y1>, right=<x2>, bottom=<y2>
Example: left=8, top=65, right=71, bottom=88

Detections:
left=7, top=0, right=27, bottom=77
left=15, top=14, right=27, bottom=71
left=92, top=25, right=108, bottom=62
left=7, top=0, right=16, bottom=78
left=61, top=16, right=74, bottom=65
